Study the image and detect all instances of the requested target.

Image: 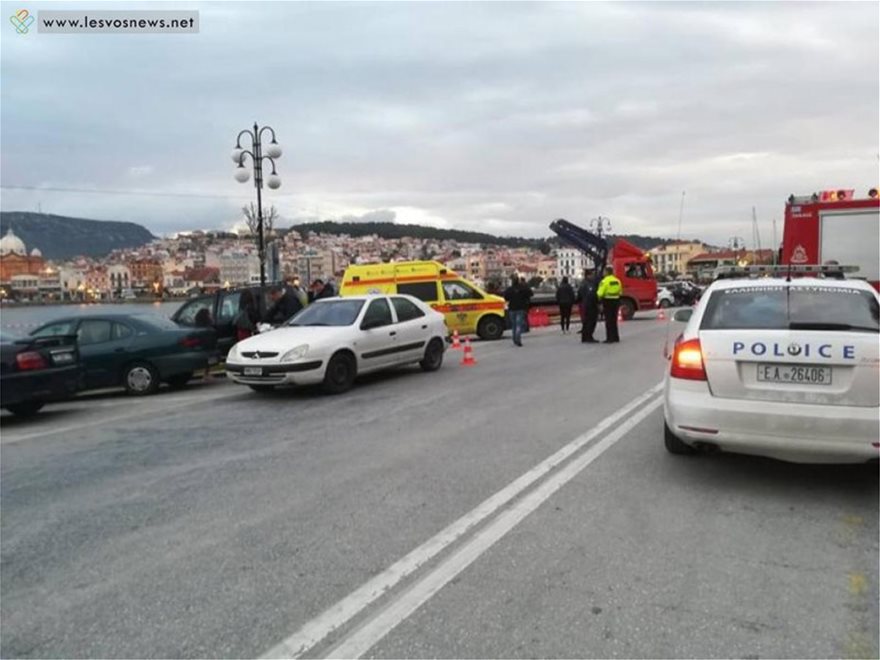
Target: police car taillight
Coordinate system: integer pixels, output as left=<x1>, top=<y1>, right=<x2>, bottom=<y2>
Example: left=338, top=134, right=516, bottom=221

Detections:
left=670, top=338, right=706, bottom=381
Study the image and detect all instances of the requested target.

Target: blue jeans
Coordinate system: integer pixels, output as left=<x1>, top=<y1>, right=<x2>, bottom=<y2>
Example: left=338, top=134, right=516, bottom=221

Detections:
left=510, top=309, right=526, bottom=345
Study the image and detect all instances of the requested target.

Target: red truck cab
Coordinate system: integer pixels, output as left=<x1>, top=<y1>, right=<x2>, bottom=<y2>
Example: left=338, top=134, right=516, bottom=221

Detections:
left=610, top=238, right=658, bottom=319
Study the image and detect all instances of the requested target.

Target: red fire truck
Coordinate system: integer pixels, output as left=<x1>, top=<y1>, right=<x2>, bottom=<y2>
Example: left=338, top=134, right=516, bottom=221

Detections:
left=781, top=188, right=880, bottom=290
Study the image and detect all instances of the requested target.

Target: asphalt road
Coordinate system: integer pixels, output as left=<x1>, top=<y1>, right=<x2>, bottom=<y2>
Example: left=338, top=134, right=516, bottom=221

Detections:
left=2, top=314, right=877, bottom=659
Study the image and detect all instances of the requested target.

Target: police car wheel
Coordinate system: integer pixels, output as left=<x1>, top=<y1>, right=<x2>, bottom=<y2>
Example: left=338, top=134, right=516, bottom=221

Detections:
left=477, top=315, right=504, bottom=341
left=323, top=352, right=356, bottom=394
left=664, top=422, right=697, bottom=455
left=420, top=338, right=444, bottom=372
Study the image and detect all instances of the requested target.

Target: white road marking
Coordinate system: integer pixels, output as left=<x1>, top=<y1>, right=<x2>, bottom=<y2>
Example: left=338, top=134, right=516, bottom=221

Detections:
left=260, top=382, right=663, bottom=659
left=325, top=395, right=664, bottom=659
left=1, top=389, right=244, bottom=444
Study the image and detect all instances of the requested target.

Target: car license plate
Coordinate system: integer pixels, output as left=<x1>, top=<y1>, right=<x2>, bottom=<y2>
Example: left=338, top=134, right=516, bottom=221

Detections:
left=243, top=367, right=263, bottom=376
left=51, top=352, right=74, bottom=365
left=757, top=363, right=832, bottom=386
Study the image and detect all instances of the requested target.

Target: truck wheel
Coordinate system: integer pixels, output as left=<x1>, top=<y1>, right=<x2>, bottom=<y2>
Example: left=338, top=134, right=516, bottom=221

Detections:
left=664, top=422, right=697, bottom=455
left=477, top=315, right=504, bottom=341
left=619, top=299, right=636, bottom=320
left=6, top=401, right=45, bottom=417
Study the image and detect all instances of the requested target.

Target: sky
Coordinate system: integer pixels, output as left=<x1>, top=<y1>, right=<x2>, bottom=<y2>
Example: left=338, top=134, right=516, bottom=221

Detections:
left=1, top=1, right=878, bottom=245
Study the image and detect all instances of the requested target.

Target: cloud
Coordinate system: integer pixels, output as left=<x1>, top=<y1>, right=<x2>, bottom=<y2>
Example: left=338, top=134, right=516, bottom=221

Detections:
left=1, top=1, right=877, bottom=245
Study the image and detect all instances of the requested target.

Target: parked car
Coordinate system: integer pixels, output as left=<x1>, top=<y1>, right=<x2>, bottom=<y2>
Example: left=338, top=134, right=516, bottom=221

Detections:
left=226, top=294, right=447, bottom=394
left=1, top=331, right=82, bottom=416
left=172, top=285, right=276, bottom=357
left=657, top=287, right=675, bottom=308
left=30, top=314, right=215, bottom=395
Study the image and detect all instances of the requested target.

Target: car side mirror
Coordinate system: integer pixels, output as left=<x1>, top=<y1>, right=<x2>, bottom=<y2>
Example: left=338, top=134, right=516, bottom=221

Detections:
left=672, top=309, right=693, bottom=323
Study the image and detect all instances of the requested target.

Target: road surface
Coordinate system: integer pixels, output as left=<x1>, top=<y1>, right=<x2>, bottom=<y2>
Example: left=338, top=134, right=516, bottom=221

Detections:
left=2, top=315, right=877, bottom=659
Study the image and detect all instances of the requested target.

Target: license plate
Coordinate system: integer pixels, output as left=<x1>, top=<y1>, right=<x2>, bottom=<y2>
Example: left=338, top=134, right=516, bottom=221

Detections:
left=51, top=352, right=75, bottom=364
left=243, top=367, right=263, bottom=376
left=757, top=363, right=832, bottom=386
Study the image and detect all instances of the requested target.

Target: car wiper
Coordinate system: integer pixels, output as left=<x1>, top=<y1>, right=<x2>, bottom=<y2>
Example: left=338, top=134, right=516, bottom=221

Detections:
left=789, top=322, right=879, bottom=333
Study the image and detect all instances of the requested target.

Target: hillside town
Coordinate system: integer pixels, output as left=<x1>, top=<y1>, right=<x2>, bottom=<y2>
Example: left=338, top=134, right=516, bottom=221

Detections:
left=0, top=223, right=775, bottom=303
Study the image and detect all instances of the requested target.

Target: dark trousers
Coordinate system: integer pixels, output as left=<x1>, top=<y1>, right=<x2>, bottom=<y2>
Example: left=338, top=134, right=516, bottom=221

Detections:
left=559, top=303, right=573, bottom=331
left=581, top=305, right=598, bottom=341
left=603, top=299, right=620, bottom=342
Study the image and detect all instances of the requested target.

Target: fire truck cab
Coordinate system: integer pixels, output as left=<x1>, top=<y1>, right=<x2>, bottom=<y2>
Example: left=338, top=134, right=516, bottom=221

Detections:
left=782, top=188, right=880, bottom=290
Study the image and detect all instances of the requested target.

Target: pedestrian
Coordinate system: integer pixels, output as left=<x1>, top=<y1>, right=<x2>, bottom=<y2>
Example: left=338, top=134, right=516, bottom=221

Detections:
left=576, top=268, right=600, bottom=343
left=504, top=275, right=533, bottom=347
left=555, top=277, right=575, bottom=333
left=313, top=278, right=335, bottom=300
left=233, top=289, right=260, bottom=341
left=597, top=266, right=623, bottom=343
left=265, top=283, right=303, bottom=325
left=290, top=278, right=309, bottom=308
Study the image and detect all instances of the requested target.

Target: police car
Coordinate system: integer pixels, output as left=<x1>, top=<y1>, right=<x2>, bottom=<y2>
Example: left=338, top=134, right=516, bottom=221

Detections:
left=663, top=266, right=879, bottom=463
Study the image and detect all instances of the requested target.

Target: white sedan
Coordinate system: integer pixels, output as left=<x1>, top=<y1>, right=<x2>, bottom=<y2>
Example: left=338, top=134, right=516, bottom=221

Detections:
left=226, top=294, right=447, bottom=394
left=664, top=276, right=880, bottom=463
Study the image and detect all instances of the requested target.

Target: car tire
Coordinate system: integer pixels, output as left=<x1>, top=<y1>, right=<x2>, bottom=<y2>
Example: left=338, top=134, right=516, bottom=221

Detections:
left=123, top=361, right=160, bottom=396
left=166, top=373, right=193, bottom=389
left=477, top=315, right=504, bottom=341
left=323, top=352, right=357, bottom=395
left=664, top=421, right=697, bottom=455
left=248, top=384, right=275, bottom=393
left=619, top=299, right=636, bottom=320
left=420, top=338, right=445, bottom=372
left=6, top=401, right=45, bottom=417
left=659, top=299, right=671, bottom=309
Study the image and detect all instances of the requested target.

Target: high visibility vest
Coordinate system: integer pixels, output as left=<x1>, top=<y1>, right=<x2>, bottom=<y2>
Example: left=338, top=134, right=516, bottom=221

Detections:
left=597, top=274, right=622, bottom=300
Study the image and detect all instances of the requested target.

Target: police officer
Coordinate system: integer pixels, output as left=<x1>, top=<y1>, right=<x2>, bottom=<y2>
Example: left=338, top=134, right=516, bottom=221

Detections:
left=597, top=266, right=622, bottom=343
left=576, top=268, right=599, bottom=343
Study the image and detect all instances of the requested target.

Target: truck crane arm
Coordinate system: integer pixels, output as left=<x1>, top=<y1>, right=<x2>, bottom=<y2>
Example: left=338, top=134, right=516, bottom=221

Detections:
left=548, top=218, right=609, bottom=274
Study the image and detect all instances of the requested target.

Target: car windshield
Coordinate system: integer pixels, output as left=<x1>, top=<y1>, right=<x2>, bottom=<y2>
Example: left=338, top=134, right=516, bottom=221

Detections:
left=701, top=285, right=880, bottom=332
left=133, top=314, right=181, bottom=331
left=288, top=300, right=365, bottom=327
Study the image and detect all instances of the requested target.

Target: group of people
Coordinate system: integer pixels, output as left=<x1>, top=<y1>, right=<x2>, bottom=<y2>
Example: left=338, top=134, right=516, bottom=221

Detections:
left=504, top=267, right=623, bottom=348
left=233, top=278, right=337, bottom=342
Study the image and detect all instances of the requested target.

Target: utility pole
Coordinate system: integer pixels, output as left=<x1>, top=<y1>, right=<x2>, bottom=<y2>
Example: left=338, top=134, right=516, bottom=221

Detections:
left=771, top=218, right=778, bottom=265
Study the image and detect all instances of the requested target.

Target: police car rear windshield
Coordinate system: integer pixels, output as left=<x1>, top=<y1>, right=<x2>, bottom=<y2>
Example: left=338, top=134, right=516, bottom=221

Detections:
left=701, top=286, right=879, bottom=333
left=288, top=299, right=365, bottom=327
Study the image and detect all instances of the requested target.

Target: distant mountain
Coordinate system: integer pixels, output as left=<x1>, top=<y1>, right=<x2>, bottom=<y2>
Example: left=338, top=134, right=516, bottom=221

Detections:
left=0, top=212, right=155, bottom=260
left=289, top=220, right=678, bottom=252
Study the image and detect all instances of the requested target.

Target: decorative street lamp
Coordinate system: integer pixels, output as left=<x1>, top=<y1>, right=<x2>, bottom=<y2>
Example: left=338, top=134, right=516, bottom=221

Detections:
left=589, top=216, right=612, bottom=240
left=232, top=122, right=282, bottom=287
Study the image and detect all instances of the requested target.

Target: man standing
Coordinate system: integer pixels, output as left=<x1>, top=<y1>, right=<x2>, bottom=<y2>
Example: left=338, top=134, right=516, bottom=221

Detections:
left=265, top=283, right=303, bottom=325
left=597, top=266, right=622, bottom=343
left=576, top=269, right=600, bottom=343
left=504, top=275, right=533, bottom=347
left=555, top=276, right=575, bottom=334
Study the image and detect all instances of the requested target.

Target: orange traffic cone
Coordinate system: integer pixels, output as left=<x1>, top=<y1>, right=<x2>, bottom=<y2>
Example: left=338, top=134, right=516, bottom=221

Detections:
left=657, top=309, right=666, bottom=321
left=460, top=338, right=476, bottom=366
left=617, top=307, right=625, bottom=323
left=451, top=329, right=462, bottom=350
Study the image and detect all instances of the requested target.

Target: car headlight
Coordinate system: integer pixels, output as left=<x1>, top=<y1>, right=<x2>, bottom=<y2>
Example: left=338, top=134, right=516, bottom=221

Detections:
left=227, top=344, right=240, bottom=361
left=280, top=344, right=309, bottom=362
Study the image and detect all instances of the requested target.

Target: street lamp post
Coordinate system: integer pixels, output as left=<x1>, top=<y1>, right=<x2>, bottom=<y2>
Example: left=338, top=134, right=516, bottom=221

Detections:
left=232, top=123, right=282, bottom=287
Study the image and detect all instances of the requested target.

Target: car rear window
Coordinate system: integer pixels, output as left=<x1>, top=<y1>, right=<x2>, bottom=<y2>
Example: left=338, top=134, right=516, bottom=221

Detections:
left=701, top=286, right=880, bottom=332
left=134, top=314, right=181, bottom=331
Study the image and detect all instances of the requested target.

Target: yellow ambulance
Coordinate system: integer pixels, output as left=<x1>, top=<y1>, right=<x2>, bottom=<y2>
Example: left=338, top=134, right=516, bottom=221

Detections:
left=340, top=261, right=507, bottom=340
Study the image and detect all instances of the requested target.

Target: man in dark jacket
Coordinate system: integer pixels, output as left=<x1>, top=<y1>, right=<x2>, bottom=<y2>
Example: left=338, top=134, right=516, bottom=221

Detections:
left=504, top=276, right=533, bottom=347
left=265, top=284, right=303, bottom=325
left=555, top=276, right=576, bottom=334
left=576, top=269, right=600, bottom=343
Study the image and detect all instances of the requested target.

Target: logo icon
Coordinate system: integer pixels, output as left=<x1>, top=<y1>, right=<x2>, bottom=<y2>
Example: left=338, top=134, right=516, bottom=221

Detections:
left=787, top=342, right=802, bottom=356
left=791, top=244, right=808, bottom=264
left=9, top=9, right=34, bottom=34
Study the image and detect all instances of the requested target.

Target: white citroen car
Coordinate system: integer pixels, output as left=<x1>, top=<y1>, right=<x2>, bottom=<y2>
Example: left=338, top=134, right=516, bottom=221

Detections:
left=226, top=295, right=447, bottom=394
left=664, top=275, right=880, bottom=463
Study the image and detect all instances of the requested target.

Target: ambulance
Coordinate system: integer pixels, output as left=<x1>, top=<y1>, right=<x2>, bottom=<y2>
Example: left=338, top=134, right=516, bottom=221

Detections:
left=340, top=261, right=507, bottom=340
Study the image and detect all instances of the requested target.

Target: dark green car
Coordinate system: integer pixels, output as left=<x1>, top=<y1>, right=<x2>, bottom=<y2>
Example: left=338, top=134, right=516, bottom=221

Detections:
left=30, top=313, right=216, bottom=395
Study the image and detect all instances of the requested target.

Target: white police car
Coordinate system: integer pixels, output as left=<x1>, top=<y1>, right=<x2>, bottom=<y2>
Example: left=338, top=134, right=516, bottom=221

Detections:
left=664, top=269, right=879, bottom=463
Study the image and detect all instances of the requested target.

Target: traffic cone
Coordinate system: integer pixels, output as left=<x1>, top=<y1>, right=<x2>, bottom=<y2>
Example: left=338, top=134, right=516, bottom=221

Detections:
left=657, top=309, right=666, bottom=321
left=451, top=329, right=462, bottom=350
left=460, top=338, right=476, bottom=366
left=617, top=307, right=625, bottom=323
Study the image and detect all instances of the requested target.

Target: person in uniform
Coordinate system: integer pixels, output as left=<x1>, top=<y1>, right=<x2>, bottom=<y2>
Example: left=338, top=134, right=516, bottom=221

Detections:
left=596, top=266, right=622, bottom=343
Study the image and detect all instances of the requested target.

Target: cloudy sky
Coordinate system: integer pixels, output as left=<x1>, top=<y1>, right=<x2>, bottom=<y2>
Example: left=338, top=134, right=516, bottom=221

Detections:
left=1, top=1, right=878, bottom=244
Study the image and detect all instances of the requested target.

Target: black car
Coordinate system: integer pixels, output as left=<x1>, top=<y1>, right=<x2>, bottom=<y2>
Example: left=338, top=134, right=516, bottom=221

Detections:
left=30, top=313, right=216, bottom=395
left=172, top=286, right=276, bottom=357
left=1, top=331, right=82, bottom=416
